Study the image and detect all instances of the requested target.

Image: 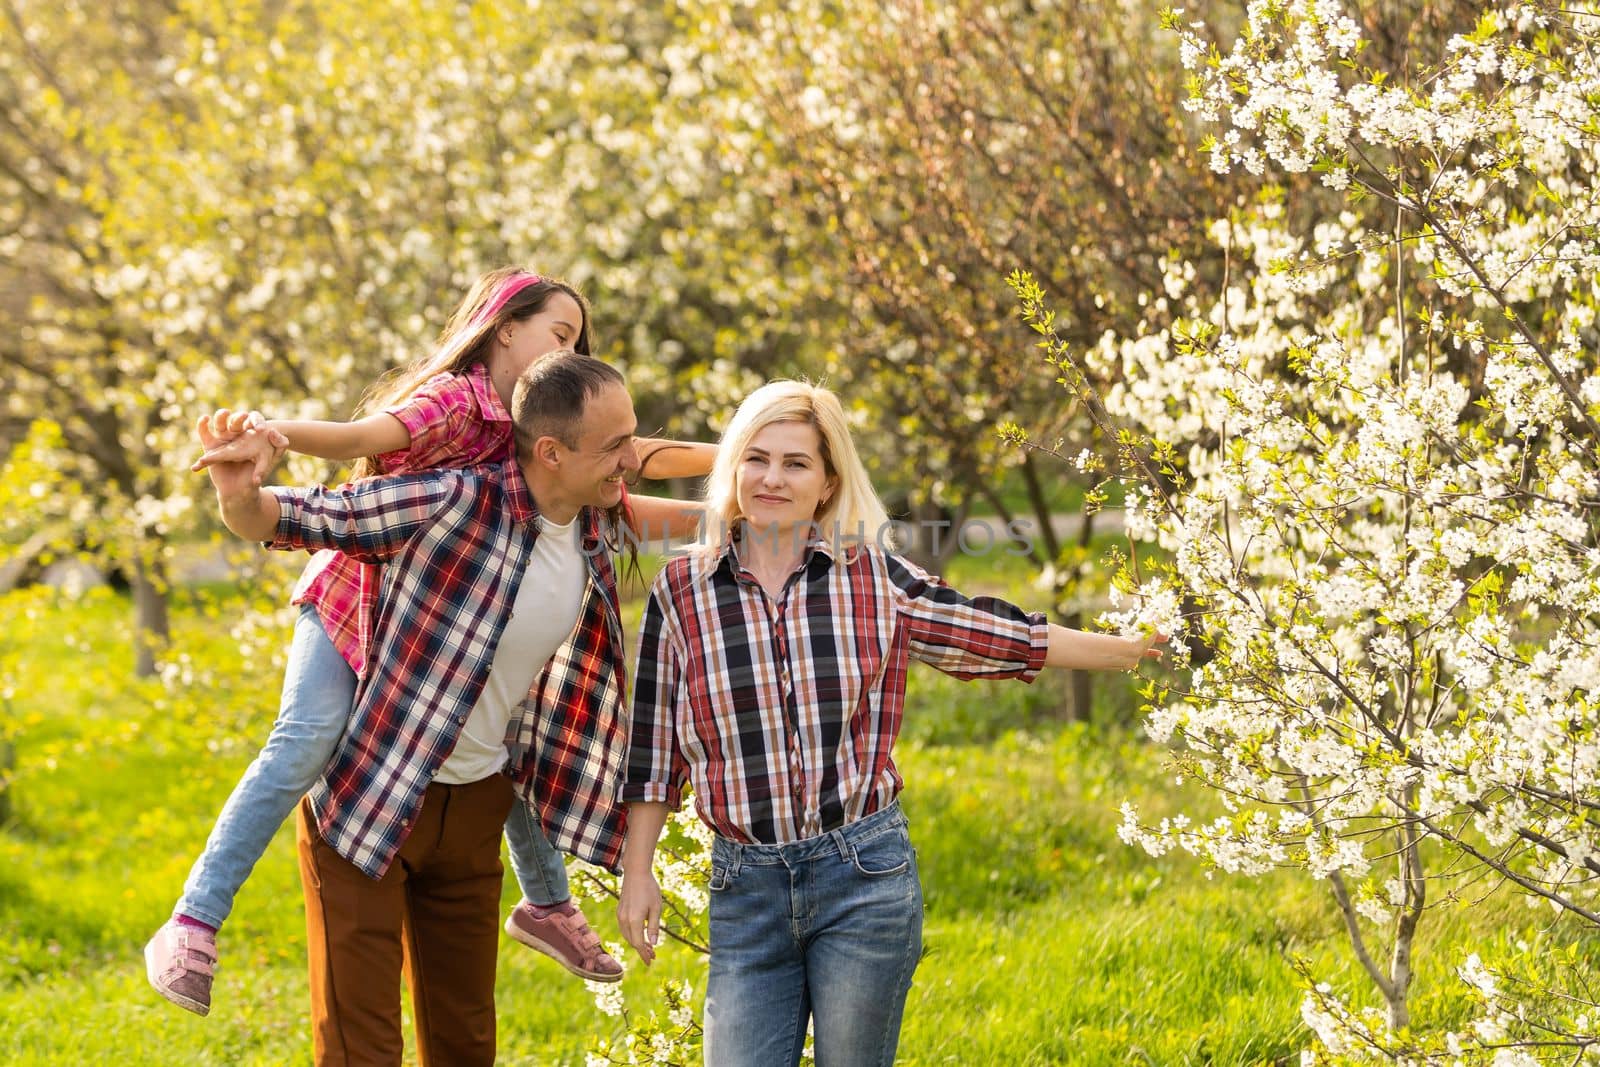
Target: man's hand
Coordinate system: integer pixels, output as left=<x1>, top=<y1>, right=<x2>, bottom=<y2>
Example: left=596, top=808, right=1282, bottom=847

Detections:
left=194, top=412, right=282, bottom=540
left=193, top=408, right=289, bottom=485
left=616, top=869, right=663, bottom=965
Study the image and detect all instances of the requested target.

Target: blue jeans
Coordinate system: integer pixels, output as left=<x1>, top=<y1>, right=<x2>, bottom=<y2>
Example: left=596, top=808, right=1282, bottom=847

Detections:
left=503, top=789, right=570, bottom=907
left=703, top=801, right=924, bottom=1067
left=176, top=605, right=568, bottom=928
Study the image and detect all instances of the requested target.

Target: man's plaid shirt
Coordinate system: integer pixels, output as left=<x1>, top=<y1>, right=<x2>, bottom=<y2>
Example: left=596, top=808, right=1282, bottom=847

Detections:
left=622, top=538, right=1050, bottom=844
left=268, top=457, right=630, bottom=877
left=290, top=363, right=513, bottom=678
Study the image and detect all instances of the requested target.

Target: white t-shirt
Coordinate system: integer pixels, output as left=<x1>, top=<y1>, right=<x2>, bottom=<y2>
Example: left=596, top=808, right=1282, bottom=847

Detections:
left=434, top=513, right=588, bottom=784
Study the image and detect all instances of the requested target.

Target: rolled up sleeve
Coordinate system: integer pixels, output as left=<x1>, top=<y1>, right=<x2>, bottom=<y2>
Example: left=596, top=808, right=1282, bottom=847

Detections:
left=886, top=552, right=1050, bottom=682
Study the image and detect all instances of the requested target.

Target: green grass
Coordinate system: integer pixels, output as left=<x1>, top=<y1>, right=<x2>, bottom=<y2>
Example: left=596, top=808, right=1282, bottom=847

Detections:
left=0, top=583, right=1578, bottom=1064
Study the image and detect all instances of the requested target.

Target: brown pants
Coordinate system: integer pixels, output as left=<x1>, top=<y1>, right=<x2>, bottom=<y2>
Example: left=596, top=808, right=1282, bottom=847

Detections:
left=296, top=775, right=515, bottom=1066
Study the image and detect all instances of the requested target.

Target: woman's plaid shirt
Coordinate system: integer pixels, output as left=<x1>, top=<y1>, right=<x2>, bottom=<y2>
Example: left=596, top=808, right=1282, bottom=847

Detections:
left=622, top=539, right=1050, bottom=844
left=268, top=457, right=630, bottom=877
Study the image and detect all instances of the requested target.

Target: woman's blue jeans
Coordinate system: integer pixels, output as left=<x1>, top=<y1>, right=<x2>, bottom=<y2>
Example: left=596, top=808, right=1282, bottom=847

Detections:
left=175, top=604, right=568, bottom=929
left=703, top=801, right=924, bottom=1067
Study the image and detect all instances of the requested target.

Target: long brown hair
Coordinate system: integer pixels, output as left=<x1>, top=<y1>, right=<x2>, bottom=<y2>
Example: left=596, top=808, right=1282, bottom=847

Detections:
left=349, top=267, right=592, bottom=480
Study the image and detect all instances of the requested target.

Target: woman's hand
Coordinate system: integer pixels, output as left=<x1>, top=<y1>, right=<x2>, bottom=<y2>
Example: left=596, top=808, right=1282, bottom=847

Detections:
left=1130, top=628, right=1168, bottom=668
left=1044, top=623, right=1169, bottom=671
left=617, top=869, right=664, bottom=965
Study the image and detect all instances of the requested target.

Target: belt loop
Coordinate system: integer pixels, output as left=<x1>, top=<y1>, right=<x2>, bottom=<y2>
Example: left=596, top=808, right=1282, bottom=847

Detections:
left=828, top=827, right=850, bottom=864
left=729, top=840, right=743, bottom=879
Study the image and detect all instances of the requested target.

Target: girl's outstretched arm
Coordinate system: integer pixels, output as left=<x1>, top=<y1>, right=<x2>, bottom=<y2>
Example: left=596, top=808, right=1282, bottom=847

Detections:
left=194, top=416, right=283, bottom=539
left=635, top=438, right=716, bottom=481
left=192, top=409, right=411, bottom=480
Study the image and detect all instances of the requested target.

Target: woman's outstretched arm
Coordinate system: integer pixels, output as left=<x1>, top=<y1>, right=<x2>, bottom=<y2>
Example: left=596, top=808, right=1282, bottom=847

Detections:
left=1043, top=623, right=1164, bottom=671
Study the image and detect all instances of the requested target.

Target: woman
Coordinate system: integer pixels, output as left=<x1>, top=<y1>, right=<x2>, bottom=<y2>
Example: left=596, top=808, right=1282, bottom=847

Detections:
left=617, top=381, right=1162, bottom=1066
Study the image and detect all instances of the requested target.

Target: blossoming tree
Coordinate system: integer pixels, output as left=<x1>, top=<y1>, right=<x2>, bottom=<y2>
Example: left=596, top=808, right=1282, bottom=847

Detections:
left=0, top=0, right=804, bottom=673
left=1012, top=1, right=1600, bottom=1057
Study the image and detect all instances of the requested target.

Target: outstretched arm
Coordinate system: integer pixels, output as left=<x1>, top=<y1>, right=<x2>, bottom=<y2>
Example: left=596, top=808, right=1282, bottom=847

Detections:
left=191, top=408, right=411, bottom=480
left=635, top=438, right=716, bottom=481
left=888, top=551, right=1164, bottom=678
left=194, top=412, right=453, bottom=560
left=1043, top=624, right=1164, bottom=671
left=617, top=802, right=670, bottom=965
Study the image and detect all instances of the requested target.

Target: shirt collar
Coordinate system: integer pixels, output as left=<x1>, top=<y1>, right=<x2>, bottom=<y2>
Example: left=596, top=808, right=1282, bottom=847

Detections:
left=701, top=526, right=838, bottom=584
left=504, top=458, right=609, bottom=550
left=501, top=457, right=538, bottom=527
left=579, top=507, right=607, bottom=554
left=465, top=361, right=511, bottom=421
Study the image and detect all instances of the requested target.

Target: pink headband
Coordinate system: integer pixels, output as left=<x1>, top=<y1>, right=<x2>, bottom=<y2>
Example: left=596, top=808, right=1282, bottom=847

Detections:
left=473, top=272, right=543, bottom=329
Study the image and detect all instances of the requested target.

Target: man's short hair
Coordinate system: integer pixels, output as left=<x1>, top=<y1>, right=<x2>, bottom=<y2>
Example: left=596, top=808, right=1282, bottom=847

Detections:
left=511, top=349, right=626, bottom=456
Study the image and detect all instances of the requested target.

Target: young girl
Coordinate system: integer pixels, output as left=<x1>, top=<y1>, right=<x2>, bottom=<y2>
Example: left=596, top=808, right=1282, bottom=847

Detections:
left=616, top=381, right=1162, bottom=1066
left=145, top=268, right=713, bottom=1017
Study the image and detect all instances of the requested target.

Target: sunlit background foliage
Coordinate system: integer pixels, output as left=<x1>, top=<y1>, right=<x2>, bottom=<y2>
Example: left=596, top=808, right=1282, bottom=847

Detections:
left=4, top=1, right=1599, bottom=1063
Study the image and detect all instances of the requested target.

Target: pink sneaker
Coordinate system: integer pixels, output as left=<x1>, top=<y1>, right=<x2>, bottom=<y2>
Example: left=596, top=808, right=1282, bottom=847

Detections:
left=144, top=919, right=217, bottom=1016
left=504, top=900, right=623, bottom=983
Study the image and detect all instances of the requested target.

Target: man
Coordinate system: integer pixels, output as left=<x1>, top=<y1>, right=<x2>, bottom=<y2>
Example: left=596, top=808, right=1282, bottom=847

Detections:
left=197, top=350, right=639, bottom=1065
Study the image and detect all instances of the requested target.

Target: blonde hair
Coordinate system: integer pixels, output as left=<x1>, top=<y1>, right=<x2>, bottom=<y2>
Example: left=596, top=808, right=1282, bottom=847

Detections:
left=349, top=267, right=590, bottom=479
left=698, top=380, right=892, bottom=557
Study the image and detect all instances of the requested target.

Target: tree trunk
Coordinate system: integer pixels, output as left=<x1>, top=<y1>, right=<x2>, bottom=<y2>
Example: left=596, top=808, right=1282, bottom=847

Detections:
left=1386, top=808, right=1426, bottom=1031
left=1054, top=610, right=1093, bottom=723
left=899, top=494, right=970, bottom=575
left=0, top=734, right=13, bottom=825
left=130, top=554, right=171, bottom=678
left=1062, top=504, right=1099, bottom=723
left=1070, top=663, right=1092, bottom=724
left=1018, top=452, right=1062, bottom=563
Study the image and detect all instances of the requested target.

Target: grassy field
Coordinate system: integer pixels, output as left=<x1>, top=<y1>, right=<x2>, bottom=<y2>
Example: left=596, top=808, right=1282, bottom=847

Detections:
left=0, top=558, right=1559, bottom=1064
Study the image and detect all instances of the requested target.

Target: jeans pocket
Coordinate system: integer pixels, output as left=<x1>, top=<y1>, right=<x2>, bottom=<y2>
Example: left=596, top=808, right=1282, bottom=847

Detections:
left=848, top=826, right=912, bottom=878
left=709, top=863, right=735, bottom=891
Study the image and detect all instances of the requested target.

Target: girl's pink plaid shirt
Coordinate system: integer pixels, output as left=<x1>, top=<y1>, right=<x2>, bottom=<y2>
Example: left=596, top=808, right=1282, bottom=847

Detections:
left=289, top=362, right=511, bottom=677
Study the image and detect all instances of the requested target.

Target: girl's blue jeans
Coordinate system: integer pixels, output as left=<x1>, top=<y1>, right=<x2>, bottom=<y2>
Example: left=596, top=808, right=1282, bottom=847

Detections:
left=175, top=604, right=569, bottom=928
left=702, top=800, right=924, bottom=1067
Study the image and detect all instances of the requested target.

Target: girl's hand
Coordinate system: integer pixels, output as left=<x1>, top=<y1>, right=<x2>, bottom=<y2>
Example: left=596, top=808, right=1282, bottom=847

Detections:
left=616, top=869, right=663, bottom=965
left=196, top=408, right=266, bottom=441
left=193, top=409, right=289, bottom=484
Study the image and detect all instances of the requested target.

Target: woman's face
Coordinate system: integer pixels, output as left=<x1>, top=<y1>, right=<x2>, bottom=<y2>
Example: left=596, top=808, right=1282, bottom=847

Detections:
left=735, top=420, right=834, bottom=535
left=496, top=292, right=585, bottom=379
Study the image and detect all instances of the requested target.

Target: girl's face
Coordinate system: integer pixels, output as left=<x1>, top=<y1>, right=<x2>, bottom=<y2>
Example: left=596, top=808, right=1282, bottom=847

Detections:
left=735, top=420, right=835, bottom=536
left=494, top=292, right=585, bottom=380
